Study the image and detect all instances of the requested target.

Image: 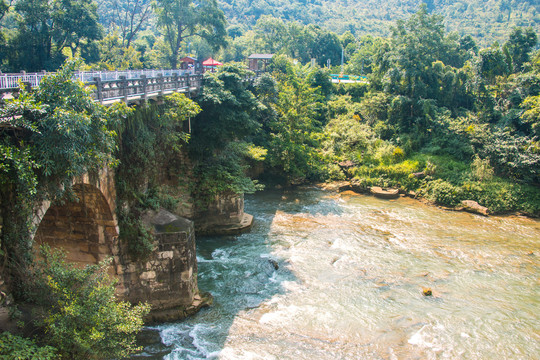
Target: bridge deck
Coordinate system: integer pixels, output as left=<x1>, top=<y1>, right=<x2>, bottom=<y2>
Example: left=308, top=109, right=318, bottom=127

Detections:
left=0, top=69, right=204, bottom=105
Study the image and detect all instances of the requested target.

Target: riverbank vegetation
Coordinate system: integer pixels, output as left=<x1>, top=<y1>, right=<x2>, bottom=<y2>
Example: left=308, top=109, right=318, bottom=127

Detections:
left=197, top=6, right=540, bottom=216
left=114, top=92, right=200, bottom=259
left=0, top=247, right=149, bottom=359
left=312, top=7, right=540, bottom=216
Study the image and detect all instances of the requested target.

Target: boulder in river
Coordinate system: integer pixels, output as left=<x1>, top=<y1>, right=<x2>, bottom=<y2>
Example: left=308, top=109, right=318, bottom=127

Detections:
left=370, top=186, right=400, bottom=199
left=268, top=259, right=279, bottom=270
left=459, top=200, right=489, bottom=216
left=422, top=287, right=433, bottom=296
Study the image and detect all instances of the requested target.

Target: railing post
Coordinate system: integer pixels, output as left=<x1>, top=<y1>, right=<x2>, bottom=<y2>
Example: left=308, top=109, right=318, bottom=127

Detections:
left=173, top=73, right=179, bottom=92
left=94, top=77, right=103, bottom=104
left=158, top=73, right=164, bottom=96
left=141, top=75, right=147, bottom=102
left=120, top=76, right=128, bottom=103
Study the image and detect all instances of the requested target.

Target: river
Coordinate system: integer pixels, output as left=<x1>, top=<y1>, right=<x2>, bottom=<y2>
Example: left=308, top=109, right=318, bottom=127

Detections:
left=136, top=187, right=540, bottom=359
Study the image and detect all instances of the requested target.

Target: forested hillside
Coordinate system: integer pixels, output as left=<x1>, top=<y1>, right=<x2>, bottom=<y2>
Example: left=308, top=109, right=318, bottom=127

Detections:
left=0, top=0, right=538, bottom=71
left=218, top=0, right=539, bottom=46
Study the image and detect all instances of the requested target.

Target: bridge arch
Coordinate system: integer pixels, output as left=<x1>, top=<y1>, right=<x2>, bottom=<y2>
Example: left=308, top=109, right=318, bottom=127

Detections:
left=32, top=168, right=119, bottom=269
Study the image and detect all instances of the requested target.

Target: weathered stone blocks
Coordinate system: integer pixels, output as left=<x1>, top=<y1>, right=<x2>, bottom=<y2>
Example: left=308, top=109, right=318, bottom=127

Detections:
left=32, top=175, right=207, bottom=322
left=195, top=192, right=254, bottom=235
left=116, top=209, right=207, bottom=322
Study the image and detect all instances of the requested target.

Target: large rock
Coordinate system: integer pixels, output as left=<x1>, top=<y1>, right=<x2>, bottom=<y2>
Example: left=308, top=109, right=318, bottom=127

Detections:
left=460, top=200, right=489, bottom=216
left=333, top=180, right=369, bottom=194
left=370, top=186, right=400, bottom=199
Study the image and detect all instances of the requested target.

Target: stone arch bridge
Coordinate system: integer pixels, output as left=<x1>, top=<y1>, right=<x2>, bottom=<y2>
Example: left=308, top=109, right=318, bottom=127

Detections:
left=29, top=166, right=200, bottom=322
left=30, top=163, right=251, bottom=322
left=2, top=68, right=254, bottom=321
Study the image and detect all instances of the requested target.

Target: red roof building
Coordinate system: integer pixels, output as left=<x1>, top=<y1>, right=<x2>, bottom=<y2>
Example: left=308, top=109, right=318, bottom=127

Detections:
left=202, top=57, right=223, bottom=72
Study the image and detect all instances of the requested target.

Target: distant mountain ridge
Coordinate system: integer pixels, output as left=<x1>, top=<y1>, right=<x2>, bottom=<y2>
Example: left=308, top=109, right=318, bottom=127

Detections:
left=218, top=0, right=539, bottom=45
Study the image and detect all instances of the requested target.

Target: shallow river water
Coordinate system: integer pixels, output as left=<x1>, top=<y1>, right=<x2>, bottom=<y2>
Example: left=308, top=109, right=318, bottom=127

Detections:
left=138, top=187, right=540, bottom=359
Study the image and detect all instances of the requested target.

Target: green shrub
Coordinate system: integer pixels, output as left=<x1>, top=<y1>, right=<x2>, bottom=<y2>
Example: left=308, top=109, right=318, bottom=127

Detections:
left=392, top=146, right=405, bottom=161
left=28, top=247, right=150, bottom=360
left=371, top=142, right=397, bottom=165
left=471, top=155, right=494, bottom=181
left=474, top=180, right=540, bottom=214
left=351, top=159, right=422, bottom=190
left=118, top=211, right=154, bottom=260
left=413, top=154, right=469, bottom=184
left=421, top=179, right=463, bottom=207
left=0, top=332, right=57, bottom=360
left=324, top=163, right=347, bottom=181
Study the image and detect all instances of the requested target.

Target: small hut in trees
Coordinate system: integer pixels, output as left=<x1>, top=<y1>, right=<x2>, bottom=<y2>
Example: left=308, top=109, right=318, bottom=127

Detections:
left=180, top=56, right=198, bottom=71
left=248, top=54, right=274, bottom=73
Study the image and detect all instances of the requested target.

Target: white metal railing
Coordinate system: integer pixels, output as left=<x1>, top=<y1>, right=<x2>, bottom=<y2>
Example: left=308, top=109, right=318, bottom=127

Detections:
left=0, top=69, right=196, bottom=89
left=0, top=73, right=48, bottom=89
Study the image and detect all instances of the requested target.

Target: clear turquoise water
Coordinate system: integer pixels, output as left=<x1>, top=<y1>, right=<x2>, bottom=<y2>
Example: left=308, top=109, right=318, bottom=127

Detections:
left=137, top=187, right=540, bottom=359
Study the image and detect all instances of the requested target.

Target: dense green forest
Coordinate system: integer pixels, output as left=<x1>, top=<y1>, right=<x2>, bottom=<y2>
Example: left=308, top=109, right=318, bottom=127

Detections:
left=0, top=0, right=538, bottom=71
left=184, top=5, right=540, bottom=217
left=218, top=0, right=539, bottom=46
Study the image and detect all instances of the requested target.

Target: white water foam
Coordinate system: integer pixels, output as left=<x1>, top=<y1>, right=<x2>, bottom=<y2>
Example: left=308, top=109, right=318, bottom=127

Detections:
left=154, top=323, right=222, bottom=360
left=196, top=256, right=213, bottom=263
left=211, top=248, right=231, bottom=261
left=158, top=326, right=188, bottom=347
left=268, top=271, right=279, bottom=283
left=408, top=324, right=446, bottom=353
left=190, top=324, right=221, bottom=359
left=408, top=325, right=434, bottom=347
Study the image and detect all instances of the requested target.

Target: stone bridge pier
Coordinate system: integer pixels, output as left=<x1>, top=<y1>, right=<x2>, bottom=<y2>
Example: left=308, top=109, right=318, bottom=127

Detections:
left=31, top=167, right=204, bottom=322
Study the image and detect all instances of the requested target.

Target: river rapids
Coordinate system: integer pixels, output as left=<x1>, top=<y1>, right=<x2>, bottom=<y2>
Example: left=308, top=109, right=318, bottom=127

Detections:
left=135, top=187, right=540, bottom=360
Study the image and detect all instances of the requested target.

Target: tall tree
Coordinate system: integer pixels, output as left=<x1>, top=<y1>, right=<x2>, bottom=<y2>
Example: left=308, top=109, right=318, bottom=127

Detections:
left=503, top=27, right=538, bottom=73
left=478, top=45, right=509, bottom=84
left=0, top=0, right=12, bottom=22
left=113, top=0, right=152, bottom=48
left=153, top=0, right=226, bottom=69
left=372, top=5, right=466, bottom=99
left=346, top=35, right=388, bottom=75
left=0, top=0, right=10, bottom=69
left=310, top=26, right=342, bottom=68
left=254, top=15, right=288, bottom=53
left=9, top=0, right=102, bottom=71
left=189, top=65, right=263, bottom=203
left=97, top=0, right=152, bottom=48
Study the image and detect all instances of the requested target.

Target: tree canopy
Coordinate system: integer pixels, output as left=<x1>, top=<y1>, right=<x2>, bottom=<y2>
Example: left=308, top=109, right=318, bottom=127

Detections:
left=153, top=0, right=227, bottom=68
left=8, top=0, right=102, bottom=71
